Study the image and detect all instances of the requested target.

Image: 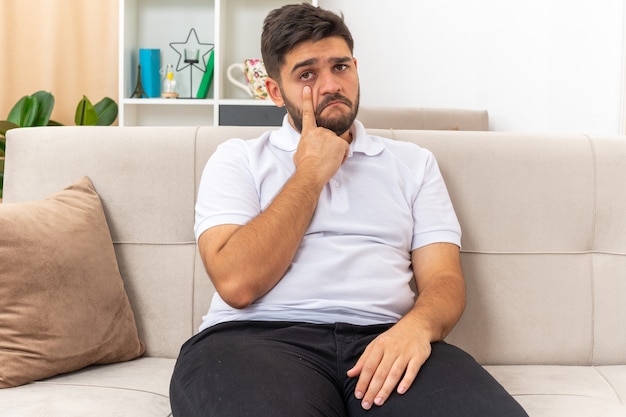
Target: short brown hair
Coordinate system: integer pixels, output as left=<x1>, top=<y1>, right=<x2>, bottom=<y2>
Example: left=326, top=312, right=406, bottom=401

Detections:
left=261, top=3, right=354, bottom=81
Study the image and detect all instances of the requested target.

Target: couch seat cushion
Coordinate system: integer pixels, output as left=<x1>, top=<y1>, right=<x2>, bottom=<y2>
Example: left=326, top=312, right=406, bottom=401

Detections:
left=486, top=365, right=626, bottom=417
left=0, top=358, right=175, bottom=417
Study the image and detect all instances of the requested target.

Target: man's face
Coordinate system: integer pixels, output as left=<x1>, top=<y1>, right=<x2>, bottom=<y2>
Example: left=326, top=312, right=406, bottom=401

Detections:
left=266, top=36, right=360, bottom=138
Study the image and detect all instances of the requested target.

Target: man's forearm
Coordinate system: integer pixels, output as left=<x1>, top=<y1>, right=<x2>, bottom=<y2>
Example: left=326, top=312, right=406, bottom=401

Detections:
left=400, top=272, right=466, bottom=343
left=407, top=242, right=466, bottom=342
left=200, top=167, right=325, bottom=308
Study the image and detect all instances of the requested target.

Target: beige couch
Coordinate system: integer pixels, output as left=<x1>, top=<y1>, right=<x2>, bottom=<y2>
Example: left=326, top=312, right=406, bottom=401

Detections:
left=1, top=125, right=625, bottom=417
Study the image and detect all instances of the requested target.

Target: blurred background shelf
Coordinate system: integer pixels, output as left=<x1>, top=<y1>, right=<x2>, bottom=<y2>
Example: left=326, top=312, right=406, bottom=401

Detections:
left=119, top=0, right=317, bottom=126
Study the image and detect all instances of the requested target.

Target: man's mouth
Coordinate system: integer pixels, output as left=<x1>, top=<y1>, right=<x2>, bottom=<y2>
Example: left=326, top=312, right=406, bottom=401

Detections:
left=317, top=95, right=352, bottom=114
left=325, top=101, right=347, bottom=109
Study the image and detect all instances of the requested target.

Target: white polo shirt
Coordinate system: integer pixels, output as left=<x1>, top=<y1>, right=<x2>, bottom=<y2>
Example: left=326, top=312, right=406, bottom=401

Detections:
left=195, top=117, right=461, bottom=331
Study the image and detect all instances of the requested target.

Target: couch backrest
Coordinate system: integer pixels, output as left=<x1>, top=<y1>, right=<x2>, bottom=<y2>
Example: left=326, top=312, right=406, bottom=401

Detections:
left=4, top=126, right=626, bottom=366
left=357, top=107, right=489, bottom=131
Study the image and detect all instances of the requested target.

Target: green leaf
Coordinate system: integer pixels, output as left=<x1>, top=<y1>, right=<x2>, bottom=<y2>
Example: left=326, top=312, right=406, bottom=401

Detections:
left=0, top=120, right=18, bottom=137
left=19, top=96, right=39, bottom=127
left=75, top=96, right=98, bottom=126
left=7, top=96, right=31, bottom=126
left=7, top=95, right=26, bottom=125
left=6, top=92, right=55, bottom=127
left=31, top=91, right=55, bottom=126
left=93, top=97, right=118, bottom=126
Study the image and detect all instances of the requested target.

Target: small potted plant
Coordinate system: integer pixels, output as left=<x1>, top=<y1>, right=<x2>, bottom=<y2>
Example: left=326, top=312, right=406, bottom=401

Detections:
left=0, top=90, right=118, bottom=199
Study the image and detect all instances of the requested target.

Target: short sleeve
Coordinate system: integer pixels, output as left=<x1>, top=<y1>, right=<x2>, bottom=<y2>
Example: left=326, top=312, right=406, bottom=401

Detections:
left=194, top=139, right=261, bottom=241
left=410, top=150, right=462, bottom=250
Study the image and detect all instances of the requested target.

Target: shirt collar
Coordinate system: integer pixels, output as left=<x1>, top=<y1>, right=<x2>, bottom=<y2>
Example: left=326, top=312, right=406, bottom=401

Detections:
left=269, top=115, right=385, bottom=158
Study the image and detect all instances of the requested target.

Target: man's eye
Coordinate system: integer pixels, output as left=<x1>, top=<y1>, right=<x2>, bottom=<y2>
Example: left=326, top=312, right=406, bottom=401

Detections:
left=300, top=71, right=314, bottom=80
left=335, top=64, right=348, bottom=71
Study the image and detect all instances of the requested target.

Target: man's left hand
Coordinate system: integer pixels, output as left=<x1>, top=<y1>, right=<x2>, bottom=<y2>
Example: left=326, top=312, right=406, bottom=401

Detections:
left=346, top=320, right=432, bottom=410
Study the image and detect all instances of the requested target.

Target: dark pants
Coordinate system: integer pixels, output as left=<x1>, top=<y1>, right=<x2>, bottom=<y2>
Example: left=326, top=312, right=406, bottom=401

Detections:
left=170, top=321, right=528, bottom=417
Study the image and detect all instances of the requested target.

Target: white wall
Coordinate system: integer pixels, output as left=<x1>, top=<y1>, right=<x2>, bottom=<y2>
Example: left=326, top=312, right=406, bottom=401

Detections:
left=320, top=0, right=626, bottom=134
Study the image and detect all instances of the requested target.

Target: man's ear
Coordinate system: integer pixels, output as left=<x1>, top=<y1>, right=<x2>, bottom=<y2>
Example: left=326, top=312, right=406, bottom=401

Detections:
left=265, top=78, right=284, bottom=107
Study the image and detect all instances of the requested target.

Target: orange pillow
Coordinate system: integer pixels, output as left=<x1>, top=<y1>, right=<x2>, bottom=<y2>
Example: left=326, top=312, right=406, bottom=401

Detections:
left=0, top=177, right=145, bottom=388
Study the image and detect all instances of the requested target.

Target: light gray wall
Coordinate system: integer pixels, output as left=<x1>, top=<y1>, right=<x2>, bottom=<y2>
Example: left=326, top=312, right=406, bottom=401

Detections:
left=320, top=0, right=625, bottom=134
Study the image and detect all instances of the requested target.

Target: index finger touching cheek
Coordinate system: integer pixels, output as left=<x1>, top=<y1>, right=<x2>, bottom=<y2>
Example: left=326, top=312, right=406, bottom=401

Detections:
left=301, top=86, right=317, bottom=131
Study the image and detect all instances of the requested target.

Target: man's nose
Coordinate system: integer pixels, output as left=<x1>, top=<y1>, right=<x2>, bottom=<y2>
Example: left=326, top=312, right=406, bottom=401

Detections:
left=316, top=70, right=342, bottom=95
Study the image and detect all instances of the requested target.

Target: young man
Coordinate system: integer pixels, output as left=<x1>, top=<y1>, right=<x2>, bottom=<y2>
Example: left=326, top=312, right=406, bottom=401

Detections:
left=170, top=4, right=529, bottom=416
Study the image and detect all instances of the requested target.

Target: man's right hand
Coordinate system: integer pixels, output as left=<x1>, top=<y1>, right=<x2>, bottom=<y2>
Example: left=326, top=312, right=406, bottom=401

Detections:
left=293, top=86, right=349, bottom=186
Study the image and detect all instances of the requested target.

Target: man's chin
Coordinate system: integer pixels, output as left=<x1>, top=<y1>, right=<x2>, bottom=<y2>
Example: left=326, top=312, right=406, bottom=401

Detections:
left=318, top=115, right=354, bottom=136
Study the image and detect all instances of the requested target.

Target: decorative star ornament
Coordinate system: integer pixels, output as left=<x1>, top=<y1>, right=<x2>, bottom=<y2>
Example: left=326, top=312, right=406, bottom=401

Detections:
left=169, top=28, right=214, bottom=73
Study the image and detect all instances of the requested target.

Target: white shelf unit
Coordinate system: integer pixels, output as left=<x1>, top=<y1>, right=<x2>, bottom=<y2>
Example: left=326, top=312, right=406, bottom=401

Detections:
left=119, top=0, right=317, bottom=126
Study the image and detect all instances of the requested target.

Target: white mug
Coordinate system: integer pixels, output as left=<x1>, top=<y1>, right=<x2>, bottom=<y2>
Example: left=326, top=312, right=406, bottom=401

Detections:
left=226, top=59, right=269, bottom=100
